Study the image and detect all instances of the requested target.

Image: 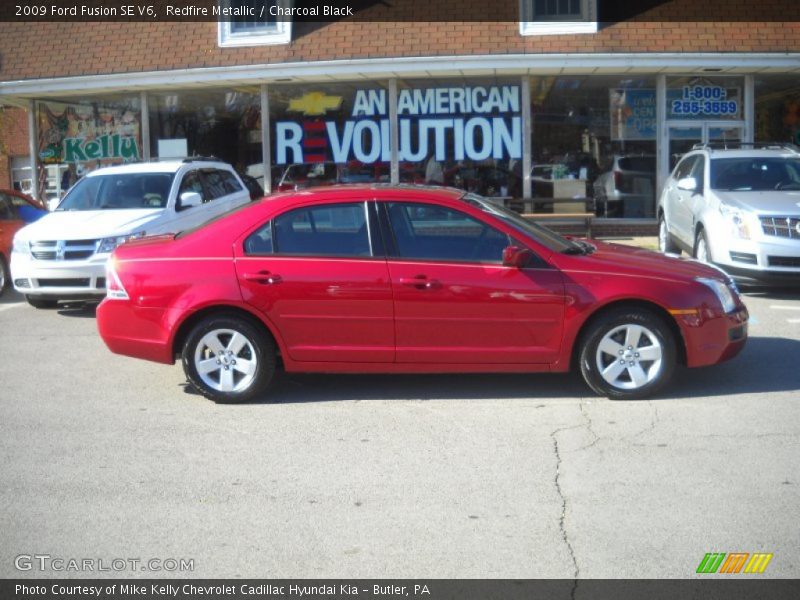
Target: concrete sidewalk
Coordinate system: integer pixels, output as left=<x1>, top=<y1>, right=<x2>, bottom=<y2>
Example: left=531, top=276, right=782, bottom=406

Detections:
left=597, top=236, right=658, bottom=251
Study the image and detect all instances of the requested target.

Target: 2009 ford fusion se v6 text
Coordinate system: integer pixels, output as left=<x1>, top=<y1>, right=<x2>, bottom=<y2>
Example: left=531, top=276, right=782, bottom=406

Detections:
left=96, top=186, right=748, bottom=402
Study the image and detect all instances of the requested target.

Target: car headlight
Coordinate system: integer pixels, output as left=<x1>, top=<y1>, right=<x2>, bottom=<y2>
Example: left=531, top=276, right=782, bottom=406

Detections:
left=720, top=205, right=751, bottom=240
left=12, top=236, right=30, bottom=255
left=696, top=277, right=737, bottom=313
left=97, top=231, right=146, bottom=254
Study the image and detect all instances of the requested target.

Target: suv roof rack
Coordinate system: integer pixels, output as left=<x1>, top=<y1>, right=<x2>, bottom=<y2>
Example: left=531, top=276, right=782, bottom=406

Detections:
left=691, top=142, right=799, bottom=152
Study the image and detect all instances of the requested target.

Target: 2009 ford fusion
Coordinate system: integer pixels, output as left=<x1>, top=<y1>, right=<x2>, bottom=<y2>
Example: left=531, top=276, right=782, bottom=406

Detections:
left=97, top=185, right=748, bottom=402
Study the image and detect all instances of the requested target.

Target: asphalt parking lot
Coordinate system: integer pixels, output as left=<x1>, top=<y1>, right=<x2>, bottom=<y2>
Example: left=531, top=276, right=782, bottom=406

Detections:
left=1, top=278, right=798, bottom=579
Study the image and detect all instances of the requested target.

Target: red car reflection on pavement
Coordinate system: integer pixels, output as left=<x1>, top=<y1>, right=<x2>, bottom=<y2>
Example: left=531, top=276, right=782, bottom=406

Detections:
left=0, top=189, right=47, bottom=296
left=97, top=186, right=747, bottom=403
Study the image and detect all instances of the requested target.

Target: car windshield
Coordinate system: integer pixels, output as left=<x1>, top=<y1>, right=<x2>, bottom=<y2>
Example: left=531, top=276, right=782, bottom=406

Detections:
left=56, top=173, right=175, bottom=211
left=710, top=157, right=800, bottom=191
left=463, top=194, right=580, bottom=254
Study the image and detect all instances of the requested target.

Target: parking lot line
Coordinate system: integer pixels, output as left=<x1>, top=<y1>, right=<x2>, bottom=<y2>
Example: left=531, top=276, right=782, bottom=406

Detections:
left=769, top=305, right=800, bottom=310
left=788, top=318, right=800, bottom=324
left=0, top=303, right=24, bottom=312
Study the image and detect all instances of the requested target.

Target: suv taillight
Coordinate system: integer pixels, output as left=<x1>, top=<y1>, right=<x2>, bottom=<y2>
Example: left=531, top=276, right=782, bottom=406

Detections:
left=613, top=170, right=623, bottom=190
left=106, top=260, right=129, bottom=300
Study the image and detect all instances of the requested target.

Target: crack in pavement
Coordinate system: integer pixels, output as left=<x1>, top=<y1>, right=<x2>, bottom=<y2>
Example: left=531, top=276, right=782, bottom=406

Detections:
left=577, top=401, right=601, bottom=451
left=551, top=426, right=579, bottom=581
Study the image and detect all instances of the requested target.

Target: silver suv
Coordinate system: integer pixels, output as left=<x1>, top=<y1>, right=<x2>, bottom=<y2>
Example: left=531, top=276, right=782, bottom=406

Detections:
left=658, top=143, right=800, bottom=285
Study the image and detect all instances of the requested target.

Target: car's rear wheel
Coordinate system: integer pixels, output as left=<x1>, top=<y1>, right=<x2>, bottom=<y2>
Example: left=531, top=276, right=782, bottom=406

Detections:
left=0, top=256, right=8, bottom=297
left=658, top=214, right=680, bottom=254
left=182, top=315, right=275, bottom=403
left=25, top=295, right=59, bottom=309
left=579, top=308, right=676, bottom=400
left=694, top=229, right=711, bottom=263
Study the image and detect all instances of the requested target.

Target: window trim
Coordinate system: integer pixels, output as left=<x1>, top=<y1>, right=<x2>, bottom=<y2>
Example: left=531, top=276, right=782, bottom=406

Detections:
left=217, top=1, right=292, bottom=47
left=519, top=0, right=598, bottom=36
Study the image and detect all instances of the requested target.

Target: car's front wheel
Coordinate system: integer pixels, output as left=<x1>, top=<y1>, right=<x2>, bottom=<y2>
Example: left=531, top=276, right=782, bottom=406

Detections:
left=694, top=229, right=712, bottom=263
left=658, top=214, right=680, bottom=254
left=25, top=295, right=59, bottom=309
left=182, top=314, right=276, bottom=403
left=579, top=308, right=677, bottom=400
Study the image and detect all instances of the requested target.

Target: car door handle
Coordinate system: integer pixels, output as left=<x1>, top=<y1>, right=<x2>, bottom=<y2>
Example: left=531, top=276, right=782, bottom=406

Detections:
left=243, top=271, right=282, bottom=285
left=399, top=276, right=440, bottom=290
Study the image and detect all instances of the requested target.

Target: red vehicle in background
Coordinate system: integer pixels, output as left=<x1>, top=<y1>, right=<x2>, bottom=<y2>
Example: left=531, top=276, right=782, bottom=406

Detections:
left=97, top=186, right=748, bottom=403
left=0, top=189, right=47, bottom=296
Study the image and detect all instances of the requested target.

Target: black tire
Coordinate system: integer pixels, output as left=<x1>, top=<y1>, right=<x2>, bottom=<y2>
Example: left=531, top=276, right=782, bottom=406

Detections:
left=658, top=214, right=680, bottom=254
left=694, top=228, right=712, bottom=263
left=25, top=295, right=59, bottom=309
left=0, top=255, right=8, bottom=297
left=579, top=307, right=677, bottom=400
left=181, top=314, right=276, bottom=403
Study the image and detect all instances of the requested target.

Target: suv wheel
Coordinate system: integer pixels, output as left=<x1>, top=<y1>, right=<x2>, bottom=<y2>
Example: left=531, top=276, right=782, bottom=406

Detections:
left=658, top=214, right=680, bottom=254
left=694, top=229, right=712, bottom=263
left=579, top=307, right=677, bottom=400
left=25, top=295, right=59, bottom=309
left=182, top=314, right=276, bottom=403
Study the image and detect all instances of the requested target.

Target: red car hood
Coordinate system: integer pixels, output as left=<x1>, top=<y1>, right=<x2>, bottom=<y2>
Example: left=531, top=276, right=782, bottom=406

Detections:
left=554, top=240, right=730, bottom=283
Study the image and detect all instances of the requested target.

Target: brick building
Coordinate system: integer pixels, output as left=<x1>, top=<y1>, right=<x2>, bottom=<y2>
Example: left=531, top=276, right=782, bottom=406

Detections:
left=0, top=0, right=798, bottom=233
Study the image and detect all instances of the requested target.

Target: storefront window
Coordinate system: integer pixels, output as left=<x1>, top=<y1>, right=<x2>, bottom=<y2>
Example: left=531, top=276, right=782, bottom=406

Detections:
left=531, top=75, right=656, bottom=218
left=395, top=77, right=523, bottom=198
left=755, top=76, right=800, bottom=146
left=269, top=81, right=390, bottom=191
left=149, top=88, right=262, bottom=185
left=37, top=93, right=141, bottom=200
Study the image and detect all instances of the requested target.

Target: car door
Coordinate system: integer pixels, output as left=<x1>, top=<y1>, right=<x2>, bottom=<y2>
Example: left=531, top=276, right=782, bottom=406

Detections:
left=161, top=168, right=217, bottom=233
left=234, top=200, right=395, bottom=363
left=665, top=155, right=699, bottom=247
left=381, top=201, right=565, bottom=364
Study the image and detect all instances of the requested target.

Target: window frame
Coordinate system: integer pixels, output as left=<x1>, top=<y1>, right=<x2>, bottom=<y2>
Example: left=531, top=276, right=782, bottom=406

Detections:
left=217, top=0, right=292, bottom=47
left=259, top=201, right=378, bottom=259
left=519, top=0, right=598, bottom=36
left=380, top=201, right=515, bottom=266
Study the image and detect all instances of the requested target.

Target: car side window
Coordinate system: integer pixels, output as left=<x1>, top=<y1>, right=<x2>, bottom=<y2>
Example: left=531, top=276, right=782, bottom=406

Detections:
left=244, top=221, right=274, bottom=255
left=203, top=169, right=243, bottom=200
left=673, top=156, right=698, bottom=181
left=178, top=170, right=209, bottom=202
left=385, top=202, right=511, bottom=264
left=272, top=202, right=371, bottom=257
left=690, top=157, right=706, bottom=192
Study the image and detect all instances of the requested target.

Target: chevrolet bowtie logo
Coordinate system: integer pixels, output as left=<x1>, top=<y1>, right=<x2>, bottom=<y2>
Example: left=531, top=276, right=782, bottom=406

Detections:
left=288, top=92, right=343, bottom=116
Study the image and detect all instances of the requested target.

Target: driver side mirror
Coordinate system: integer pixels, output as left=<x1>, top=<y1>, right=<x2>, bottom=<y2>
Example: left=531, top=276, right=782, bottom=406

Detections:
left=676, top=177, right=698, bottom=192
left=177, top=191, right=202, bottom=211
left=502, top=245, right=533, bottom=268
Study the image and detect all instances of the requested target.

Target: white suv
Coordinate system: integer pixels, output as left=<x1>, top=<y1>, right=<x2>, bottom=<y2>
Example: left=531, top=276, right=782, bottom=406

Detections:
left=658, top=144, right=800, bottom=285
left=11, top=159, right=251, bottom=308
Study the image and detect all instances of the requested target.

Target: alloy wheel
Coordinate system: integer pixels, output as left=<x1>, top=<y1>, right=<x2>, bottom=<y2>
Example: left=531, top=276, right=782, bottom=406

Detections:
left=193, top=328, right=258, bottom=393
left=595, top=323, right=663, bottom=390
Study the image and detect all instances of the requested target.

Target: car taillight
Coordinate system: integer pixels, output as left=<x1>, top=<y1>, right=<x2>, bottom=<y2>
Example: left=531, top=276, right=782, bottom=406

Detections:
left=613, top=170, right=623, bottom=190
left=106, top=260, right=129, bottom=300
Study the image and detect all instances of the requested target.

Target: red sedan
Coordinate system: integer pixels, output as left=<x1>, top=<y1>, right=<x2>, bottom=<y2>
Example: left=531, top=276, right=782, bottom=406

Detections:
left=0, top=189, right=47, bottom=296
left=97, top=186, right=748, bottom=402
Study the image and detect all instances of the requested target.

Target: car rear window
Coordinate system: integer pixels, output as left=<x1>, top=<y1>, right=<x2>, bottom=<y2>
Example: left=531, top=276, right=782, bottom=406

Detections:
left=618, top=157, right=655, bottom=172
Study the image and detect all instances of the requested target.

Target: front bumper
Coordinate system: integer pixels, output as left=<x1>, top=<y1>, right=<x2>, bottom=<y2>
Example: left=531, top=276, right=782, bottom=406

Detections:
left=10, top=252, right=108, bottom=298
left=713, top=235, right=800, bottom=285
left=679, top=304, right=749, bottom=368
